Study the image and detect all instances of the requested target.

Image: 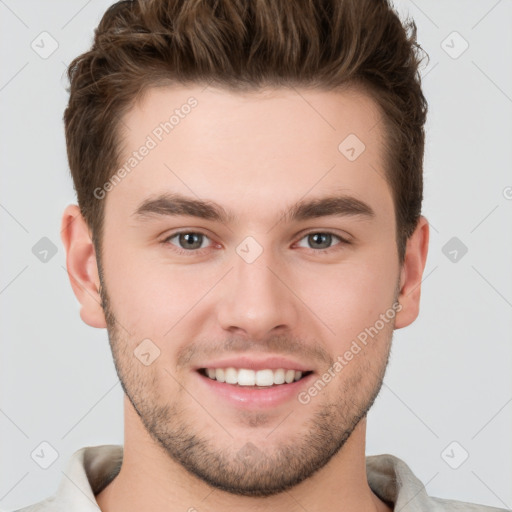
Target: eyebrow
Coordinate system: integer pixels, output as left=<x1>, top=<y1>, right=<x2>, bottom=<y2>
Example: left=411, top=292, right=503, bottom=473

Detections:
left=132, top=192, right=375, bottom=224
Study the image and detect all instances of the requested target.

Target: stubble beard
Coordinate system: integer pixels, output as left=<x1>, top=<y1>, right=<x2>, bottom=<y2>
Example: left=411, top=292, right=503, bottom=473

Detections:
left=99, top=275, right=394, bottom=497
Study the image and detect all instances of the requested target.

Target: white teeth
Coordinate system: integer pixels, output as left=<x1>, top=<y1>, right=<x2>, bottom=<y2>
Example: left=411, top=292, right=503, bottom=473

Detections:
left=225, top=367, right=238, bottom=384
left=285, top=369, right=295, bottom=384
left=238, top=368, right=255, bottom=386
left=273, top=368, right=285, bottom=385
left=255, top=369, right=274, bottom=386
left=204, top=367, right=306, bottom=386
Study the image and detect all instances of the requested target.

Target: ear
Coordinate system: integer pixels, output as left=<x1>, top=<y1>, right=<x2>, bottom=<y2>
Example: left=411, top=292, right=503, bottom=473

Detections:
left=394, top=215, right=429, bottom=329
left=60, top=204, right=107, bottom=328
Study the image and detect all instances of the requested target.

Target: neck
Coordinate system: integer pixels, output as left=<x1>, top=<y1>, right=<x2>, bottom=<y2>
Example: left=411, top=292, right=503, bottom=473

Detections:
left=96, top=397, right=392, bottom=512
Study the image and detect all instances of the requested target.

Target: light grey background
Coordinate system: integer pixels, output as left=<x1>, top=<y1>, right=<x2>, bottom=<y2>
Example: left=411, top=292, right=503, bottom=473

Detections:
left=1, top=0, right=511, bottom=510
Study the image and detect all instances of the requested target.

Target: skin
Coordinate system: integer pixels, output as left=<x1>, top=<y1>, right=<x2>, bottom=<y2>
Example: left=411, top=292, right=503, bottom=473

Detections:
left=61, top=84, right=429, bottom=512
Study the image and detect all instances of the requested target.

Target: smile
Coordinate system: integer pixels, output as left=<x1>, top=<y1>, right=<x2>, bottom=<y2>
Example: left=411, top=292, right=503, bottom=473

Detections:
left=199, top=367, right=313, bottom=387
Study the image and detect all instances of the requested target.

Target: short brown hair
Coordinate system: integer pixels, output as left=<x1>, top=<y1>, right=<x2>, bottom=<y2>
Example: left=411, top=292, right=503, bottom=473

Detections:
left=64, top=0, right=428, bottom=263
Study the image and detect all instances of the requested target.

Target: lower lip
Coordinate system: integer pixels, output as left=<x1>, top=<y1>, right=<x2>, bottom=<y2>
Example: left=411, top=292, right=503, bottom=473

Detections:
left=195, top=371, right=315, bottom=409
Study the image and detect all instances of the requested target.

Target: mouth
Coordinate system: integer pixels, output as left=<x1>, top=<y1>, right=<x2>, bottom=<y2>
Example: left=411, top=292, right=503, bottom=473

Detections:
left=197, top=367, right=314, bottom=388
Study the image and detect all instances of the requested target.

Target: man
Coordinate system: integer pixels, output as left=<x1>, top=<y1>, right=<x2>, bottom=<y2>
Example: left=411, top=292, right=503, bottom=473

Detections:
left=14, top=0, right=507, bottom=511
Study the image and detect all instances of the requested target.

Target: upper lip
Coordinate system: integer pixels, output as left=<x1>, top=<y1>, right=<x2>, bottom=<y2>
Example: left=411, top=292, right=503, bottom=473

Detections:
left=194, top=355, right=313, bottom=373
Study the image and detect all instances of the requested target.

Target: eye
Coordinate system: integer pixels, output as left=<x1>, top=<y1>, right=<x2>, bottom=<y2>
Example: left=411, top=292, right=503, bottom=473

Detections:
left=295, top=232, right=348, bottom=251
left=163, top=231, right=213, bottom=253
left=161, top=230, right=350, bottom=256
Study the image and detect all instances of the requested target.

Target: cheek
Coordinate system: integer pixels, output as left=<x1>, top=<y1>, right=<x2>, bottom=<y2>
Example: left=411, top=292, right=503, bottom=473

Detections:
left=102, top=225, right=398, bottom=349
left=292, top=249, right=398, bottom=345
left=102, top=244, right=220, bottom=339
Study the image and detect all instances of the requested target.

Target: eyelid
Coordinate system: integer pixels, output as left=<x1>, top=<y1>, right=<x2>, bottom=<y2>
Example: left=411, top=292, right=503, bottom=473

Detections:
left=162, top=228, right=352, bottom=257
left=293, top=230, right=351, bottom=252
left=295, top=228, right=352, bottom=243
left=162, top=229, right=217, bottom=255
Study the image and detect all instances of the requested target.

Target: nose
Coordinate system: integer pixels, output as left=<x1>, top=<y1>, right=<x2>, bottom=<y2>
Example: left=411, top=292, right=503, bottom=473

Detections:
left=216, top=246, right=300, bottom=341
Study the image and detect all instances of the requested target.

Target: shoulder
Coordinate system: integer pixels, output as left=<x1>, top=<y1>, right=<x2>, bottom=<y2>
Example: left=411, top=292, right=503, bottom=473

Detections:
left=429, top=496, right=508, bottom=512
left=427, top=495, right=509, bottom=511
left=366, top=453, right=508, bottom=512
left=9, top=444, right=123, bottom=512
left=10, top=495, right=58, bottom=512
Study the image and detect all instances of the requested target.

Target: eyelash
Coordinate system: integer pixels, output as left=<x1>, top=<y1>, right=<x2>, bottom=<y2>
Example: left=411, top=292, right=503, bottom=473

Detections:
left=161, top=230, right=351, bottom=256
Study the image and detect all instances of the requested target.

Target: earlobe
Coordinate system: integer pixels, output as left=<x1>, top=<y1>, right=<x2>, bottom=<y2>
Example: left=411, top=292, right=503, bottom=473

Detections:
left=394, top=216, right=430, bottom=329
left=60, top=205, right=107, bottom=328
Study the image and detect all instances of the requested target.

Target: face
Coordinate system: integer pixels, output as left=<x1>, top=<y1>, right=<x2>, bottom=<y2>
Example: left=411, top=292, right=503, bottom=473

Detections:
left=96, top=85, right=402, bottom=496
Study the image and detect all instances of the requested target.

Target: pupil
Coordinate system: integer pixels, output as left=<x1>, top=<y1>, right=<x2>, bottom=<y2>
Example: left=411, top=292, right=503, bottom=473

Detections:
left=310, top=233, right=330, bottom=249
left=181, top=233, right=202, bottom=249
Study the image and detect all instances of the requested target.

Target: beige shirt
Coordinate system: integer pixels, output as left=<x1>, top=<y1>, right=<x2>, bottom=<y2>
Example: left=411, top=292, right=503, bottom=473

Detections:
left=12, top=445, right=508, bottom=511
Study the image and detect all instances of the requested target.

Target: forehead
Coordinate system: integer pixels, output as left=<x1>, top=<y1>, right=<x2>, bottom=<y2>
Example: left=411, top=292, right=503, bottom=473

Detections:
left=107, top=84, right=393, bottom=227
